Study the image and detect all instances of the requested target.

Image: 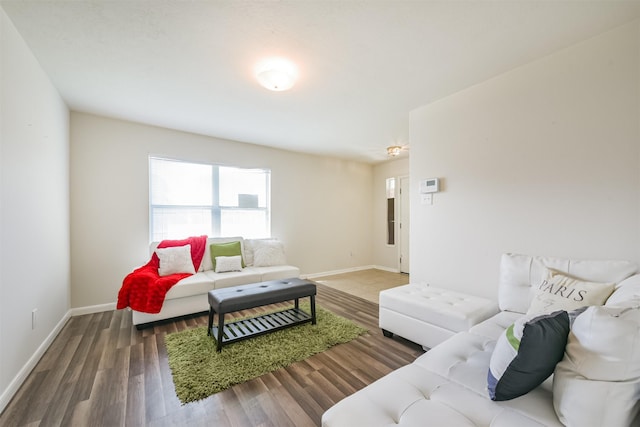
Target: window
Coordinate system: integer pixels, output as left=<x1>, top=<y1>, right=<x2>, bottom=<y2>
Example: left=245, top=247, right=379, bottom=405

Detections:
left=386, top=177, right=396, bottom=245
left=149, top=157, right=270, bottom=242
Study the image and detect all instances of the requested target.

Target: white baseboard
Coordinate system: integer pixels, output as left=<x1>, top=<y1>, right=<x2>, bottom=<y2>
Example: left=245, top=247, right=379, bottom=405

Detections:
left=70, top=302, right=116, bottom=316
left=0, top=309, right=72, bottom=414
left=303, top=265, right=402, bottom=279
left=303, top=265, right=372, bottom=279
left=372, top=265, right=402, bottom=274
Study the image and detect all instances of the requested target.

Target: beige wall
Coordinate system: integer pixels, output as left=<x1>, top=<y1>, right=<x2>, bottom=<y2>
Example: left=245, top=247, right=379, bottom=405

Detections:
left=409, top=21, right=640, bottom=299
left=70, top=113, right=374, bottom=308
left=372, top=158, right=409, bottom=270
left=1, top=7, right=70, bottom=409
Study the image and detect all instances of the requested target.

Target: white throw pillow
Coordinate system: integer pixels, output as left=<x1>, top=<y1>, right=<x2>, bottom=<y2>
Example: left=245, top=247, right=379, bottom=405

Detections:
left=253, top=241, right=287, bottom=267
left=245, top=238, right=281, bottom=266
left=553, top=302, right=640, bottom=426
left=214, top=255, right=243, bottom=273
left=243, top=239, right=257, bottom=266
left=156, top=244, right=196, bottom=276
left=606, top=274, right=640, bottom=306
left=527, top=268, right=615, bottom=315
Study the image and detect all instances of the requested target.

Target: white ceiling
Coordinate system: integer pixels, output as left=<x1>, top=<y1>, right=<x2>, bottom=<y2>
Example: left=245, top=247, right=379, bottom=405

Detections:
left=3, top=1, right=640, bottom=163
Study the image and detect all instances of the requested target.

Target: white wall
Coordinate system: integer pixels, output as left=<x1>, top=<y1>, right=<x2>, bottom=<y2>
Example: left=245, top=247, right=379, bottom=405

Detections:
left=0, top=7, right=70, bottom=410
left=410, top=21, right=640, bottom=299
left=70, top=113, right=373, bottom=308
left=372, top=157, right=409, bottom=270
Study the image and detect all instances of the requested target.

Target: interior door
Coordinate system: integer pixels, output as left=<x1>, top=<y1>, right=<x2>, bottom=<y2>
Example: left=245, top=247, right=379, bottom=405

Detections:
left=399, top=176, right=410, bottom=273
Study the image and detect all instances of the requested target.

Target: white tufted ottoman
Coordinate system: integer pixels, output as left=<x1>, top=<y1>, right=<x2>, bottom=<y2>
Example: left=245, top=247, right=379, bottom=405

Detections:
left=379, top=284, right=499, bottom=349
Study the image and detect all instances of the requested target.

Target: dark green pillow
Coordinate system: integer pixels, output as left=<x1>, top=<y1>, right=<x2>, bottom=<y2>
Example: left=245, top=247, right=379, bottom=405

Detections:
left=487, top=310, right=571, bottom=401
left=210, top=241, right=245, bottom=270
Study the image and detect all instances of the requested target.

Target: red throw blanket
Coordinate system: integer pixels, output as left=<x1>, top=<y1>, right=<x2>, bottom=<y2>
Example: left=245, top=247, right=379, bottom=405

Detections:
left=117, top=235, right=208, bottom=313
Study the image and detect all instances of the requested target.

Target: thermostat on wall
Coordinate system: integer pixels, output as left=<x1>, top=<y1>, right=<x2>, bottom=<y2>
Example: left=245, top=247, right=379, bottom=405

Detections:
left=420, top=178, right=439, bottom=193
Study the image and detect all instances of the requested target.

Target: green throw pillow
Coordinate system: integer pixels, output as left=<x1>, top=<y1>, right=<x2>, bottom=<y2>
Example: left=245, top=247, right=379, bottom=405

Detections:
left=210, top=241, right=245, bottom=271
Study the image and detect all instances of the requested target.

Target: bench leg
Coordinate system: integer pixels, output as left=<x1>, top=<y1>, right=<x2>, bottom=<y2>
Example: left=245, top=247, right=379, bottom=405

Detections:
left=216, top=313, right=225, bottom=352
left=310, top=295, right=316, bottom=325
left=207, top=307, right=215, bottom=336
left=382, top=329, right=393, bottom=338
left=294, top=298, right=299, bottom=310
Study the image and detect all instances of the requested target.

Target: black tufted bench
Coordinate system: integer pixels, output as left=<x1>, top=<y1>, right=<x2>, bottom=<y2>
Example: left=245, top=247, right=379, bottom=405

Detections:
left=207, top=278, right=317, bottom=352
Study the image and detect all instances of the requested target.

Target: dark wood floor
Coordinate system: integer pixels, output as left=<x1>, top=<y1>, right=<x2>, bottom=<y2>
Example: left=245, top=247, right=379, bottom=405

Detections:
left=0, top=284, right=423, bottom=427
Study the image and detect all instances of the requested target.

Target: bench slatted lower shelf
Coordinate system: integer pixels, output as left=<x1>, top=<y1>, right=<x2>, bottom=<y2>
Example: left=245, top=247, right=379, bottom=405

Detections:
left=211, top=308, right=312, bottom=346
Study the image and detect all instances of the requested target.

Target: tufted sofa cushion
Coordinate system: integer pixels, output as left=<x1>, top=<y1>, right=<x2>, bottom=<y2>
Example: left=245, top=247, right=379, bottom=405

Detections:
left=380, top=285, right=499, bottom=333
left=379, top=285, right=499, bottom=348
left=322, top=330, right=564, bottom=427
left=468, top=311, right=521, bottom=340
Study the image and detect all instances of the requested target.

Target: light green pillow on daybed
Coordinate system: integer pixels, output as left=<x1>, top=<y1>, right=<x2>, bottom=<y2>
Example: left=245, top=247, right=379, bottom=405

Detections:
left=210, top=241, right=245, bottom=271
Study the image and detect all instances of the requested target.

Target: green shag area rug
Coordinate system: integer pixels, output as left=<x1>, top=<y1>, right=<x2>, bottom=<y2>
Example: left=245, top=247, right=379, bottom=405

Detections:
left=165, top=303, right=368, bottom=404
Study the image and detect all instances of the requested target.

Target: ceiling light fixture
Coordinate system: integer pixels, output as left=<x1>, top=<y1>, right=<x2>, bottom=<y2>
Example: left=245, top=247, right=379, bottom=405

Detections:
left=387, top=146, right=402, bottom=157
left=255, top=57, right=298, bottom=91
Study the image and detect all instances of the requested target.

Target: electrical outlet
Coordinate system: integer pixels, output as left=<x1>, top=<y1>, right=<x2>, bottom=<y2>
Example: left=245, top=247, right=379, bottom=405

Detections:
left=32, top=309, right=38, bottom=330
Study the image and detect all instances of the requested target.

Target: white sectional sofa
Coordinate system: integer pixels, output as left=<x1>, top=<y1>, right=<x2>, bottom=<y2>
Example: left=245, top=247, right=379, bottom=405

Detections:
left=132, top=237, right=300, bottom=327
left=322, top=254, right=640, bottom=426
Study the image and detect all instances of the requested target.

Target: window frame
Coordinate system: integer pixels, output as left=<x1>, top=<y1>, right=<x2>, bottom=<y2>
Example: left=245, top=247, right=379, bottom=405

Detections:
left=386, top=177, right=396, bottom=246
left=149, top=157, right=271, bottom=242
